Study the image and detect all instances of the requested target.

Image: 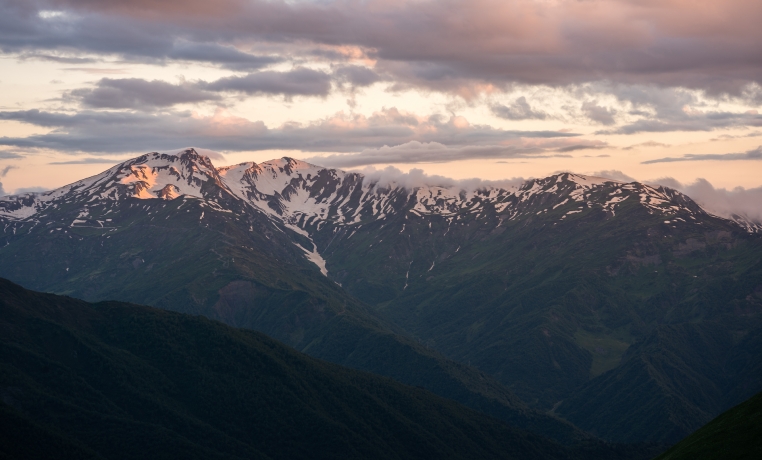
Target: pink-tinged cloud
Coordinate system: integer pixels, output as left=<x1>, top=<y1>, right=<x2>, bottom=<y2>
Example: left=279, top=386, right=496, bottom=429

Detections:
left=0, top=107, right=582, bottom=155
left=5, top=0, right=761, bottom=95
left=304, top=136, right=607, bottom=168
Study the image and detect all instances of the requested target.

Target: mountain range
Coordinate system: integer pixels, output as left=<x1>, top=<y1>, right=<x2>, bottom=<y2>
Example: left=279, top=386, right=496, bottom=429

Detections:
left=1, top=148, right=760, bottom=445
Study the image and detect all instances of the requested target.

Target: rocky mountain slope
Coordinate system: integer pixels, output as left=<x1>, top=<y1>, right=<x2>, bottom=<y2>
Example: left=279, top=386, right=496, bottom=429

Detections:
left=299, top=170, right=762, bottom=443
left=2, top=148, right=760, bottom=444
left=0, top=149, right=589, bottom=446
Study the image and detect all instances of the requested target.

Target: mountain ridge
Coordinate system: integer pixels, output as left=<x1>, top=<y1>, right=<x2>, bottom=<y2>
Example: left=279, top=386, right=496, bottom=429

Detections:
left=2, top=148, right=760, bottom=444
left=0, top=148, right=594, bottom=446
left=2, top=148, right=759, bottom=294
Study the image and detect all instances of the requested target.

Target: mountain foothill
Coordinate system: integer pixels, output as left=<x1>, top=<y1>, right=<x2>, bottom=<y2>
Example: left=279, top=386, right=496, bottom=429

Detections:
left=1, top=148, right=760, bottom=458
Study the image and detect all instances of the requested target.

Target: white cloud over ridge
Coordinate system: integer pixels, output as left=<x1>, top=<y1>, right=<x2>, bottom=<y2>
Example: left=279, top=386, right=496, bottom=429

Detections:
left=652, top=178, right=762, bottom=223
left=358, top=165, right=526, bottom=192
left=360, top=166, right=762, bottom=224
left=304, top=138, right=607, bottom=168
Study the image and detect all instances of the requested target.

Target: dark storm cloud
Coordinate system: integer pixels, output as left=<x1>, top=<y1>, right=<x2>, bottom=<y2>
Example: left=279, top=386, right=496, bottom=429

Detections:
left=642, top=146, right=762, bottom=164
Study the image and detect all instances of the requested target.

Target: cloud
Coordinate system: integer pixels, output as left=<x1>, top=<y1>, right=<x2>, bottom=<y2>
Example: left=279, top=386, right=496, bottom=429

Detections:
left=0, top=182, right=4, bottom=196
left=70, top=78, right=221, bottom=109
left=333, top=65, right=384, bottom=89
left=590, top=170, right=636, bottom=182
left=581, top=101, right=617, bottom=125
left=642, top=146, right=762, bottom=164
left=66, top=67, right=380, bottom=110
left=60, top=68, right=130, bottom=74
left=12, top=186, right=49, bottom=195
left=491, top=97, right=546, bottom=120
left=606, top=111, right=762, bottom=134
left=308, top=142, right=541, bottom=167
left=0, top=151, right=23, bottom=159
left=304, top=137, right=605, bottom=168
left=710, top=131, right=762, bottom=141
left=0, top=165, right=17, bottom=176
left=358, top=165, right=527, bottom=192
left=166, top=41, right=280, bottom=71
left=202, top=68, right=333, bottom=98
left=595, top=85, right=762, bottom=134
left=0, top=107, right=581, bottom=155
left=555, top=143, right=606, bottom=153
left=1, top=0, right=760, bottom=96
left=48, top=157, right=123, bottom=164
left=623, top=141, right=670, bottom=151
left=649, top=177, right=762, bottom=222
left=20, top=53, right=97, bottom=64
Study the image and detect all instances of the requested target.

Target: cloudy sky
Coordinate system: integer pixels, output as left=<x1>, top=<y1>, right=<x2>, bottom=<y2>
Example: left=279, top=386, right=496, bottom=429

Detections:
left=1, top=0, right=761, bottom=205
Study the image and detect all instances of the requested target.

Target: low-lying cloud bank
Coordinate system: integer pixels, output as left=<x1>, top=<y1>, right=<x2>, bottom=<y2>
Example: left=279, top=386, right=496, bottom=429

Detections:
left=357, top=165, right=526, bottom=192
left=304, top=138, right=606, bottom=168
left=354, top=165, right=762, bottom=224
left=0, top=108, right=583, bottom=156
left=651, top=177, right=762, bottom=223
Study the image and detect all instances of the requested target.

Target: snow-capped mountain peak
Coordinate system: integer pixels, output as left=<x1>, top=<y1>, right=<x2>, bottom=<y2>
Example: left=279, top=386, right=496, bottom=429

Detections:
left=1, top=150, right=759, bottom=240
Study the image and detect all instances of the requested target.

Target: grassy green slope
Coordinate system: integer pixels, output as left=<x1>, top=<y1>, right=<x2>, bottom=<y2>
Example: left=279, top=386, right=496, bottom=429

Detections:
left=653, top=391, right=762, bottom=460
left=314, top=181, right=762, bottom=442
left=0, top=277, right=628, bottom=460
left=0, top=196, right=591, bottom=445
left=557, top=323, right=762, bottom=442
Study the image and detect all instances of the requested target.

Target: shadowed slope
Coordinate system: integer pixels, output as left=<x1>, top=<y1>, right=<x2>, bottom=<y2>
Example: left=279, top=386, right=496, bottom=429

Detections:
left=0, top=277, right=583, bottom=460
left=654, top=391, right=762, bottom=460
